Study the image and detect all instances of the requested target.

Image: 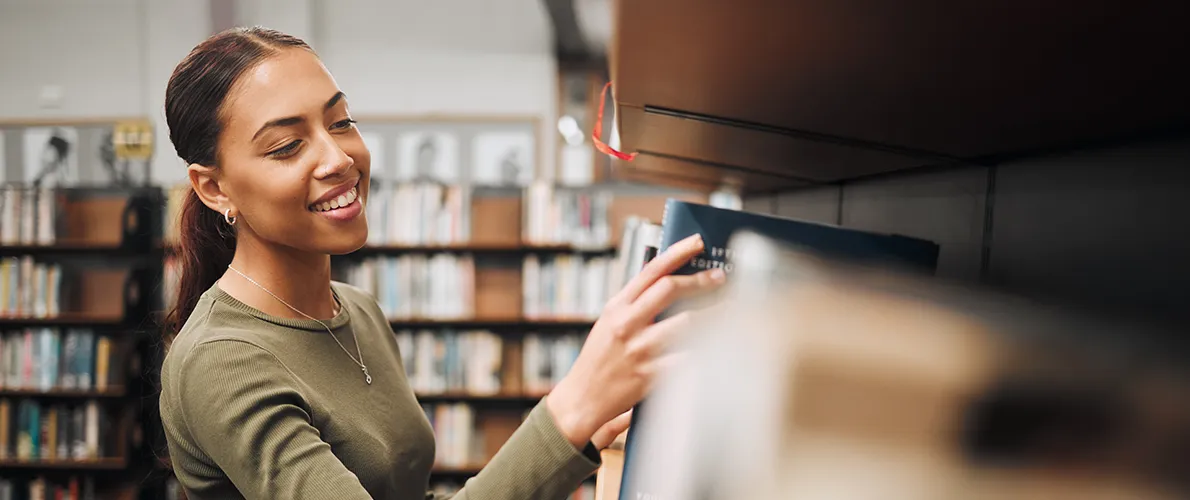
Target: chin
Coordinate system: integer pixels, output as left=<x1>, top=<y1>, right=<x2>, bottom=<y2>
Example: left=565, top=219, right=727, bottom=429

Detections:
left=320, top=223, right=369, bottom=255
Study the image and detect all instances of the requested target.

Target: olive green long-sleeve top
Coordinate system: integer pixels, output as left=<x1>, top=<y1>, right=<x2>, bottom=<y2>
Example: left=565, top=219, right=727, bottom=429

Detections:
left=159, top=282, right=600, bottom=499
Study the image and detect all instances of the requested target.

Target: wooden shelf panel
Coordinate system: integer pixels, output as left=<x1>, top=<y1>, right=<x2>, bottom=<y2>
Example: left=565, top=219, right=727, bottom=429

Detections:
left=0, top=313, right=125, bottom=327
left=0, top=457, right=127, bottom=470
left=389, top=318, right=594, bottom=330
left=0, top=387, right=127, bottom=399
left=0, top=243, right=160, bottom=257
left=415, top=392, right=546, bottom=403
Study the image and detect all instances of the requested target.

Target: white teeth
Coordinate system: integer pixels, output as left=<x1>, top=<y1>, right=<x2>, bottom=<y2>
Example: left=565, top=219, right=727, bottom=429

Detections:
left=310, top=186, right=359, bottom=213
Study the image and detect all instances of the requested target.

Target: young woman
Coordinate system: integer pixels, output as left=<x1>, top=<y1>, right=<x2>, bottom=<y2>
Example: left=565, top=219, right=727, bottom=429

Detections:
left=158, top=27, right=724, bottom=500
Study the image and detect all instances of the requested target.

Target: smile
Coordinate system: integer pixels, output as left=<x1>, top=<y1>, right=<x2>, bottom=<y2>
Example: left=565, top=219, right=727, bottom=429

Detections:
left=309, top=185, right=359, bottom=213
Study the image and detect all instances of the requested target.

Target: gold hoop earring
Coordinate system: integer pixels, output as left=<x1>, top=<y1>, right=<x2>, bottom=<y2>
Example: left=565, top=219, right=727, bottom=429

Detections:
left=224, top=208, right=237, bottom=226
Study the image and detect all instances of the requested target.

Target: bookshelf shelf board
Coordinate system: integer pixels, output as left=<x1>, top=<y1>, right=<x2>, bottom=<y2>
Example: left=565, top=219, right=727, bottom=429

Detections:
left=0, top=243, right=160, bottom=257
left=0, top=457, right=127, bottom=470
left=414, top=392, right=546, bottom=403
left=0, top=387, right=127, bottom=398
left=0, top=314, right=124, bottom=327
left=389, top=318, right=595, bottom=330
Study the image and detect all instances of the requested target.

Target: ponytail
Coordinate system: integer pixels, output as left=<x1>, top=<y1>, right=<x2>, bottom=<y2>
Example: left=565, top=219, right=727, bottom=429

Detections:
left=164, top=189, right=235, bottom=341
left=161, top=26, right=312, bottom=341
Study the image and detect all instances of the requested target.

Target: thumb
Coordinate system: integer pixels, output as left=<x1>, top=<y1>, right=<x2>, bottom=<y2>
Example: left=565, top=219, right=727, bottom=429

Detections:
left=592, top=409, right=634, bottom=450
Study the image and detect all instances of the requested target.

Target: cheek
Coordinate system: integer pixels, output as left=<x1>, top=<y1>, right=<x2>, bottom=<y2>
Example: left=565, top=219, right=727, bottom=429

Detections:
left=345, top=141, right=371, bottom=174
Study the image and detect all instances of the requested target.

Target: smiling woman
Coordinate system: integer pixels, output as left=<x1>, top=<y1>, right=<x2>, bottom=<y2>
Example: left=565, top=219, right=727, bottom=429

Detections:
left=156, top=25, right=725, bottom=500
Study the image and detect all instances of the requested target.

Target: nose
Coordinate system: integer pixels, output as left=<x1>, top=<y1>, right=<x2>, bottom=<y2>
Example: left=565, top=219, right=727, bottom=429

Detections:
left=313, top=133, right=354, bottom=179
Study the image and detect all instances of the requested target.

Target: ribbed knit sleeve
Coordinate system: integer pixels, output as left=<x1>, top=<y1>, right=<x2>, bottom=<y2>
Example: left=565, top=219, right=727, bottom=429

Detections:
left=431, top=397, right=601, bottom=500
left=177, top=339, right=373, bottom=499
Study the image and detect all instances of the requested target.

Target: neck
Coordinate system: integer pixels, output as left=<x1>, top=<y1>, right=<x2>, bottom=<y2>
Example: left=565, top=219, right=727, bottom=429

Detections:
left=220, top=232, right=337, bottom=320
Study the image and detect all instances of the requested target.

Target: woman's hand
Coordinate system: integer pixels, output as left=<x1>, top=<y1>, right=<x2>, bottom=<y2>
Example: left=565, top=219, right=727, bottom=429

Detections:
left=547, top=234, right=726, bottom=449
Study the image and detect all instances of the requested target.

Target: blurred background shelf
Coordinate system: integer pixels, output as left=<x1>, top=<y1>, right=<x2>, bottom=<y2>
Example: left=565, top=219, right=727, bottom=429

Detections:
left=0, top=387, right=128, bottom=399
left=0, top=458, right=127, bottom=471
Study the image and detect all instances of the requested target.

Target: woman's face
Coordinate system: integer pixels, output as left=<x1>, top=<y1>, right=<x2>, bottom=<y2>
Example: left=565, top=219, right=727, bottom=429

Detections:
left=201, top=47, right=370, bottom=256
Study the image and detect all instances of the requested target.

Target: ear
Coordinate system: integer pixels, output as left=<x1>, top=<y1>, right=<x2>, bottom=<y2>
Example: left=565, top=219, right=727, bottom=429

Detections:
left=188, top=163, right=233, bottom=217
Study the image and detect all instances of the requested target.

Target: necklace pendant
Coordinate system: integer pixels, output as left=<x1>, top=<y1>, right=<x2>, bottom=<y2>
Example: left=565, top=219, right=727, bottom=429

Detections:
left=362, top=365, right=372, bottom=385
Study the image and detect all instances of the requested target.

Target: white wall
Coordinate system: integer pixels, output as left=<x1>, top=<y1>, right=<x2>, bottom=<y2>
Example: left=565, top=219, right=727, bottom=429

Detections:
left=0, top=0, right=560, bottom=185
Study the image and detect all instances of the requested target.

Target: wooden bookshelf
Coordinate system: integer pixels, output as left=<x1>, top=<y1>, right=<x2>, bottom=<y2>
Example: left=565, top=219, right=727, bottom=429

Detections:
left=0, top=313, right=125, bottom=327
left=0, top=387, right=127, bottom=399
left=0, top=242, right=161, bottom=256
left=0, top=457, right=127, bottom=471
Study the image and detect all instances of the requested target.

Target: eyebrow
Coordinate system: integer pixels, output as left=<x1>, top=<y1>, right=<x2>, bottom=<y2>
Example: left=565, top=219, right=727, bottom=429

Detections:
left=252, top=91, right=348, bottom=141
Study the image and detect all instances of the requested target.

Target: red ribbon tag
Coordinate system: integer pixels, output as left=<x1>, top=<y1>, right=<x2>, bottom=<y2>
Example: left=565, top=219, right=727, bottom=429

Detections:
left=592, top=81, right=638, bottom=161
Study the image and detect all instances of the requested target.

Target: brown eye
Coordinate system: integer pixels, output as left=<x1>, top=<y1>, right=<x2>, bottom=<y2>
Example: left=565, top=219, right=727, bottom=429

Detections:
left=330, top=118, right=357, bottom=131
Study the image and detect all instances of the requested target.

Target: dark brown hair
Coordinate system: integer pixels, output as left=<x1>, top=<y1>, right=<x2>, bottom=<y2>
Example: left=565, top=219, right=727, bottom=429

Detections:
left=163, top=27, right=312, bottom=341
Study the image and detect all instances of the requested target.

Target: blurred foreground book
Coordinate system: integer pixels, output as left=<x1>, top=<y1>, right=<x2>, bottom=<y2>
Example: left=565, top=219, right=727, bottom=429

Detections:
left=616, top=231, right=1190, bottom=500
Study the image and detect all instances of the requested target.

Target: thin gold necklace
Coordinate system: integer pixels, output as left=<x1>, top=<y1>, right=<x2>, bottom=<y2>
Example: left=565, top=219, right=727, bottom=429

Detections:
left=227, top=265, right=371, bottom=384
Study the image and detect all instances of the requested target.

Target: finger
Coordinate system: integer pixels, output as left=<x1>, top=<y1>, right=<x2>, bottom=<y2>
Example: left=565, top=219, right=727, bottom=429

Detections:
left=629, top=309, right=695, bottom=360
left=593, top=410, right=634, bottom=450
left=609, top=233, right=705, bottom=306
left=629, top=267, right=726, bottom=323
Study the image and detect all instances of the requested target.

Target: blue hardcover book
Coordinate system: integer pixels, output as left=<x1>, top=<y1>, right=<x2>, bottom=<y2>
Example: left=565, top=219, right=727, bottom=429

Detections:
left=618, top=199, right=940, bottom=500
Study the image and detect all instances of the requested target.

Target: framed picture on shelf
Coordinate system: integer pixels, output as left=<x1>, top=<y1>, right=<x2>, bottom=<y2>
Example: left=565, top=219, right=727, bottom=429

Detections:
left=23, top=126, right=79, bottom=187
left=472, top=130, right=536, bottom=187
left=396, top=131, right=460, bottom=183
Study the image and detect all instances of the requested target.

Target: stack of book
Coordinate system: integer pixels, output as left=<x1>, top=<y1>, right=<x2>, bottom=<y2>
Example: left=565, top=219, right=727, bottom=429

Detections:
left=366, top=183, right=472, bottom=246
left=0, top=475, right=96, bottom=500
left=1, top=329, right=114, bottom=392
left=521, top=333, right=584, bottom=395
left=522, top=182, right=612, bottom=248
left=394, top=330, right=504, bottom=396
left=522, top=255, right=611, bottom=320
left=422, top=403, right=477, bottom=468
left=0, top=257, right=63, bottom=318
left=342, top=255, right=475, bottom=319
left=0, top=398, right=112, bottom=461
left=0, top=187, right=59, bottom=246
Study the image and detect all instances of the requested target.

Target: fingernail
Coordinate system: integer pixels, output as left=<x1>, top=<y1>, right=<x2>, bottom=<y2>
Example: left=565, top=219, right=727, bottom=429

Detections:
left=710, top=268, right=726, bottom=282
left=690, top=233, right=704, bottom=248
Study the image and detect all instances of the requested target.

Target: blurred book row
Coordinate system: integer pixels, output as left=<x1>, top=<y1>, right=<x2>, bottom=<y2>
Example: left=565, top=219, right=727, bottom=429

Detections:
left=0, top=475, right=96, bottom=500
left=394, top=330, right=585, bottom=396
left=523, top=183, right=612, bottom=248
left=1, top=329, right=116, bottom=393
left=0, top=399, right=112, bottom=462
left=0, top=258, right=62, bottom=319
left=342, top=255, right=476, bottom=320
left=523, top=255, right=612, bottom=320
left=365, top=183, right=472, bottom=246
left=0, top=187, right=58, bottom=246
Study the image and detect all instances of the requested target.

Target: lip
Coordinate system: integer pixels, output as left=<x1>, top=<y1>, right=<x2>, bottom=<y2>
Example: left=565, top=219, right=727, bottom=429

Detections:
left=309, top=178, right=360, bottom=207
